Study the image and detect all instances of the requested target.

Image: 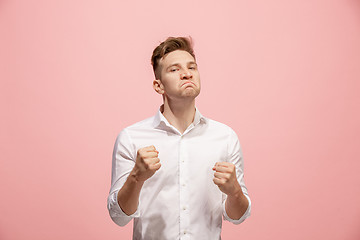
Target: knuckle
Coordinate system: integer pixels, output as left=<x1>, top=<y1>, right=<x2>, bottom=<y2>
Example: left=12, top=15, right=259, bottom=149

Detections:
left=143, top=159, right=150, bottom=166
left=151, top=163, right=161, bottom=171
left=138, top=148, right=146, bottom=155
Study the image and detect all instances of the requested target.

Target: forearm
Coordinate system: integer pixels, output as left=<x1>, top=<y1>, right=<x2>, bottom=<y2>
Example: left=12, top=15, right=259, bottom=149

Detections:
left=117, top=145, right=161, bottom=216
left=117, top=170, right=144, bottom=216
left=225, top=189, right=249, bottom=220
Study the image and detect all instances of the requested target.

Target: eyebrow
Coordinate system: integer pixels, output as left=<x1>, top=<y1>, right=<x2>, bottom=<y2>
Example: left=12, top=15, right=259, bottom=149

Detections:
left=166, top=61, right=198, bottom=71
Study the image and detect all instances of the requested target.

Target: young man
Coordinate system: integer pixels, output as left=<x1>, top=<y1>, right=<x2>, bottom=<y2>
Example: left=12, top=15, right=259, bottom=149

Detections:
left=107, top=37, right=251, bottom=239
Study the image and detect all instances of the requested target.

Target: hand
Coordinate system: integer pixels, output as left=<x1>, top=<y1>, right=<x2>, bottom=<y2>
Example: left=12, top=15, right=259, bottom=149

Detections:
left=212, top=162, right=242, bottom=197
left=132, top=145, right=161, bottom=182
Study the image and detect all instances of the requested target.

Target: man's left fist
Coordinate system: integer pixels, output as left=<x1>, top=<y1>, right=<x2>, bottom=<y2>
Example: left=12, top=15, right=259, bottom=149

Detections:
left=212, top=162, right=242, bottom=197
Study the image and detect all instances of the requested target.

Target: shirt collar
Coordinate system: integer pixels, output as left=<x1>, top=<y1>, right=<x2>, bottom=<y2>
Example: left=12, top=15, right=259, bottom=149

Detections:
left=152, top=105, right=207, bottom=129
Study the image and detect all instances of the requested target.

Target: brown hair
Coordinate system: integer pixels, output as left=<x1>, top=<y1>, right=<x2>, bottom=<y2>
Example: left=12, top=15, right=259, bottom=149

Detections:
left=151, top=36, right=195, bottom=78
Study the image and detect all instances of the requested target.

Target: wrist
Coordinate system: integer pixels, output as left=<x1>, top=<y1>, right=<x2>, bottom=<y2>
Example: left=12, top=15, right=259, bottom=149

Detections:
left=228, top=185, right=244, bottom=199
left=226, top=187, right=248, bottom=209
left=130, top=166, right=146, bottom=184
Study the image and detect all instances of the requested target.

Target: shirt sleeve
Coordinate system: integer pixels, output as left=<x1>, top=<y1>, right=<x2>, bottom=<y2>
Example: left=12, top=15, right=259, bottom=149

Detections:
left=222, top=128, right=251, bottom=224
left=107, top=129, right=140, bottom=227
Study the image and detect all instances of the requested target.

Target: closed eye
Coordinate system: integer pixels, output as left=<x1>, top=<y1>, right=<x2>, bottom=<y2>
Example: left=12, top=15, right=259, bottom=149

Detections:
left=188, top=63, right=197, bottom=70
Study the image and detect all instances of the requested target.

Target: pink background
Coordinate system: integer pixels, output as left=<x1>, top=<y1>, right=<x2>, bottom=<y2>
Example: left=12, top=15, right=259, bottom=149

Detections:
left=1, top=0, right=360, bottom=239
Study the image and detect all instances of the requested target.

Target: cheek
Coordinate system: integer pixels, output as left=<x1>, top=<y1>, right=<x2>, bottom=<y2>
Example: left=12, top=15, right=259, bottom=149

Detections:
left=162, top=79, right=178, bottom=91
left=194, top=72, right=200, bottom=80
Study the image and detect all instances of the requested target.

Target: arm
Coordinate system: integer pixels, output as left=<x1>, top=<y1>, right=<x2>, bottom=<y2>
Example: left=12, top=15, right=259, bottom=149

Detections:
left=213, top=162, right=249, bottom=220
left=117, top=146, right=161, bottom=215
left=212, top=129, right=251, bottom=223
left=107, top=129, right=160, bottom=226
left=117, top=172, right=144, bottom=215
left=225, top=190, right=249, bottom=220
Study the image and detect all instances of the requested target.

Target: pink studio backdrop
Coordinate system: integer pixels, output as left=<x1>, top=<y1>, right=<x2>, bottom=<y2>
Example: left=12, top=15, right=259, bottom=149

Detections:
left=1, top=0, right=360, bottom=239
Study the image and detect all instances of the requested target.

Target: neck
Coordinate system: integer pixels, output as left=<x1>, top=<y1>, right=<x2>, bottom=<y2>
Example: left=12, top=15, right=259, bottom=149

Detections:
left=161, top=97, right=196, bottom=134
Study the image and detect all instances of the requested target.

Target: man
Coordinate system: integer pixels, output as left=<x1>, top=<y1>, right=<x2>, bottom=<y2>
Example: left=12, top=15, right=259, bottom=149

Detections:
left=107, top=37, right=251, bottom=239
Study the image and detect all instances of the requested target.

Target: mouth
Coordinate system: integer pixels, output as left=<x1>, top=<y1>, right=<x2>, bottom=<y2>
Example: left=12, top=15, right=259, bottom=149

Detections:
left=181, top=81, right=195, bottom=87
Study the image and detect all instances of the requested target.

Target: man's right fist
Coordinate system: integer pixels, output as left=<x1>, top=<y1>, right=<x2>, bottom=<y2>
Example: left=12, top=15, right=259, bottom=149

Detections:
left=132, top=145, right=161, bottom=182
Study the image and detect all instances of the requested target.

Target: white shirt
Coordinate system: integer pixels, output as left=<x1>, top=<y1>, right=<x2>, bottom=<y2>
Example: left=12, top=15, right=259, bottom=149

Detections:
left=107, top=107, right=251, bottom=240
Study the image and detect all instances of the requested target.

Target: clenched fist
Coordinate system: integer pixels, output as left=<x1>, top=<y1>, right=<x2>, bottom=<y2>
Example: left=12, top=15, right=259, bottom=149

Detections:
left=212, top=162, right=242, bottom=197
left=132, top=145, right=161, bottom=182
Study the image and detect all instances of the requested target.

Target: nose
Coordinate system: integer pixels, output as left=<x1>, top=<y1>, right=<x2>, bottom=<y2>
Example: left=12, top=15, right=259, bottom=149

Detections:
left=180, top=70, right=192, bottom=80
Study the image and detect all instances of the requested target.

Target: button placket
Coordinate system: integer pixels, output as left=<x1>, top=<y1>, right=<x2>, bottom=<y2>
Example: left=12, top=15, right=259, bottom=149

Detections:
left=179, top=135, right=190, bottom=239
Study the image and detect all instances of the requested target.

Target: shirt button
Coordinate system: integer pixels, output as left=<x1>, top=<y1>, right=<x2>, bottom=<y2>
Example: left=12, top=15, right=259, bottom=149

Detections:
left=184, top=230, right=187, bottom=234
left=182, top=183, right=186, bottom=187
left=183, top=206, right=186, bottom=210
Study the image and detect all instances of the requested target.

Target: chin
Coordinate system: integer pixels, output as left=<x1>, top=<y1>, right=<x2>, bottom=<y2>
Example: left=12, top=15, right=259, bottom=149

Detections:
left=184, top=90, right=200, bottom=98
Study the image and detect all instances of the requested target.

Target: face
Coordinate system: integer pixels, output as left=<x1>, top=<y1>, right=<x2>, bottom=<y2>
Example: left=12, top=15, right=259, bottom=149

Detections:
left=153, top=50, right=201, bottom=101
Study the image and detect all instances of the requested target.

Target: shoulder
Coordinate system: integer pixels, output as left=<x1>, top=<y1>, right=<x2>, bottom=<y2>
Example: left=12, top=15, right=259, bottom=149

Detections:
left=125, top=115, right=155, bottom=131
left=116, top=115, right=155, bottom=140
left=205, top=117, right=238, bottom=137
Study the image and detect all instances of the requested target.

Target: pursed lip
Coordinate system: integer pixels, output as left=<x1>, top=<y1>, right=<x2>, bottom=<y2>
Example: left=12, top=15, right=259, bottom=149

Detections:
left=181, top=81, right=195, bottom=87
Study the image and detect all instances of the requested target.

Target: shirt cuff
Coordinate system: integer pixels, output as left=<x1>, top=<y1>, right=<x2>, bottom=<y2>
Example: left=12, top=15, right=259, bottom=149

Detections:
left=107, top=189, right=140, bottom=226
left=223, top=194, right=251, bottom=225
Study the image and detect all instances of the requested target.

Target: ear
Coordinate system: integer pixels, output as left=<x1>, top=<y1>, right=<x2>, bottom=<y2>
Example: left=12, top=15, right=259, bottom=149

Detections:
left=153, top=79, right=165, bottom=94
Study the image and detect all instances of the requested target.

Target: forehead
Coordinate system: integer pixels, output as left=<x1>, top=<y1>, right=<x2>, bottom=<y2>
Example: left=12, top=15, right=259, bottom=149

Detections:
left=159, top=50, right=196, bottom=68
